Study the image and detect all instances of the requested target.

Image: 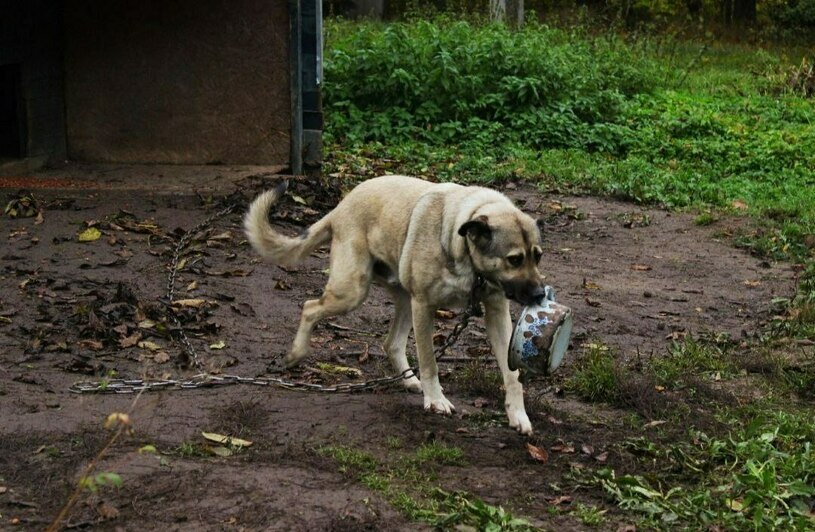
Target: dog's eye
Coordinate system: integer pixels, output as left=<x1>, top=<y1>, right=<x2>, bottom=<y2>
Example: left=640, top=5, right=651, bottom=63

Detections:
left=507, top=254, right=524, bottom=267
left=532, top=248, right=543, bottom=263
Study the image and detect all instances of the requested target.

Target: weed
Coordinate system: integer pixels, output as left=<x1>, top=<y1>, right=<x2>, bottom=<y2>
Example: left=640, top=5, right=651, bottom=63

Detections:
left=176, top=442, right=208, bottom=458
left=566, top=343, right=620, bottom=403
left=571, top=502, right=607, bottom=526
left=413, top=441, right=466, bottom=466
left=651, top=336, right=733, bottom=388
left=316, top=445, right=378, bottom=474
left=451, top=359, right=503, bottom=400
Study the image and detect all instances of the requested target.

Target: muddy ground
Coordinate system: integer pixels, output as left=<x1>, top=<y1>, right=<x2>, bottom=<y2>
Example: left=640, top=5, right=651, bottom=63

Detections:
left=0, top=169, right=797, bottom=530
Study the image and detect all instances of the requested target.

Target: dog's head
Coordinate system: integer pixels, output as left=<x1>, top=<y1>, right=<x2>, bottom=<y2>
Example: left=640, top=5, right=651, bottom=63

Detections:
left=458, top=210, right=546, bottom=306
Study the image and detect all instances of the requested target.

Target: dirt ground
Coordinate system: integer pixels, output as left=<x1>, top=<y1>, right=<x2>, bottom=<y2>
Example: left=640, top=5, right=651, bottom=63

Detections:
left=0, top=167, right=797, bottom=530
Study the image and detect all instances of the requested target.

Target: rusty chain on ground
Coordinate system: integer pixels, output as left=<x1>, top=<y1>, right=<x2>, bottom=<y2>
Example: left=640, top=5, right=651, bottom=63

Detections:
left=70, top=196, right=477, bottom=394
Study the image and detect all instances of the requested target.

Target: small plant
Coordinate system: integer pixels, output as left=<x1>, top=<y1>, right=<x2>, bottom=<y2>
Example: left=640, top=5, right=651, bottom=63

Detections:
left=78, top=472, right=123, bottom=493
left=651, top=336, right=732, bottom=388
left=316, top=445, right=378, bottom=474
left=413, top=441, right=465, bottom=466
left=566, top=343, right=620, bottom=403
left=571, top=502, right=607, bottom=526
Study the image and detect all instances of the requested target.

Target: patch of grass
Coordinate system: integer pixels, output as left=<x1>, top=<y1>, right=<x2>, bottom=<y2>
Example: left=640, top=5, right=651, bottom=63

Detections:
left=316, top=445, right=378, bottom=474
left=566, top=343, right=620, bottom=404
left=175, top=442, right=208, bottom=458
left=651, top=336, right=733, bottom=389
left=571, top=502, right=607, bottom=526
left=413, top=441, right=466, bottom=466
left=450, top=359, right=503, bottom=400
left=317, top=442, right=531, bottom=529
left=583, top=405, right=815, bottom=530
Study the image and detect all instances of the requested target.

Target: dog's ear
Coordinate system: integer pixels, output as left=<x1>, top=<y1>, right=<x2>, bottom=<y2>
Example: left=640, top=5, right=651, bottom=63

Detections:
left=536, top=218, right=545, bottom=234
left=458, top=215, right=492, bottom=247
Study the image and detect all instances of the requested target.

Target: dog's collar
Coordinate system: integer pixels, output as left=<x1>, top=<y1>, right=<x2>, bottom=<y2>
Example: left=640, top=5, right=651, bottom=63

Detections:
left=467, top=274, right=486, bottom=317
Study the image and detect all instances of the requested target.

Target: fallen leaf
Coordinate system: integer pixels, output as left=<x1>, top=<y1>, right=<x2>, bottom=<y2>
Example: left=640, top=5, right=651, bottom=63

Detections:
left=201, top=432, right=253, bottom=448
left=78, top=339, right=104, bottom=351
left=119, top=333, right=141, bottom=348
left=581, top=444, right=594, bottom=456
left=154, top=351, right=170, bottom=364
left=436, top=309, right=456, bottom=319
left=34, top=211, right=44, bottom=225
left=548, top=495, right=572, bottom=505
left=595, top=451, right=609, bottom=463
left=631, top=264, right=652, bottom=271
left=209, top=340, right=226, bottom=350
left=0, top=486, right=7, bottom=494
left=315, top=362, right=362, bottom=377
left=209, top=446, right=233, bottom=457
left=77, top=227, right=102, bottom=242
left=138, top=319, right=156, bottom=329
left=173, top=298, right=209, bottom=308
left=526, top=443, right=549, bottom=463
left=731, top=200, right=748, bottom=210
left=274, top=279, right=291, bottom=290
left=585, top=297, right=602, bottom=307
left=743, top=279, right=761, bottom=287
left=727, top=498, right=744, bottom=512
left=643, top=420, right=667, bottom=428
left=209, top=231, right=232, bottom=241
left=550, top=443, right=575, bottom=454
left=547, top=415, right=564, bottom=425
left=582, top=279, right=602, bottom=290
left=186, top=280, right=198, bottom=291
left=97, top=501, right=120, bottom=520
left=655, top=385, right=666, bottom=392
left=138, top=341, right=161, bottom=351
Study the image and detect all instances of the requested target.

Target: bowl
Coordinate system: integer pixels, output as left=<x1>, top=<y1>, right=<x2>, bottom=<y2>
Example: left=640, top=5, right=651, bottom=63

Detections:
left=508, top=286, right=573, bottom=375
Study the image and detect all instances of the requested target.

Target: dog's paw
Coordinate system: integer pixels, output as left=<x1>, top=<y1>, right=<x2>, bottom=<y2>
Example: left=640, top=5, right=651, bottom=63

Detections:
left=424, top=395, right=455, bottom=415
left=283, top=351, right=308, bottom=368
left=507, top=409, right=533, bottom=436
left=403, top=375, right=422, bottom=394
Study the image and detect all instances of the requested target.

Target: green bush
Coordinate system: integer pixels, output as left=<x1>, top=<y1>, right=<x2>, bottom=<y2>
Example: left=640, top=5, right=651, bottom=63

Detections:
left=324, top=18, right=657, bottom=153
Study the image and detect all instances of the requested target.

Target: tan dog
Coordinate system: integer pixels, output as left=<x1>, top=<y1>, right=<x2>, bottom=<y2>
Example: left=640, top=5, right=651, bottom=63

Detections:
left=245, top=175, right=545, bottom=434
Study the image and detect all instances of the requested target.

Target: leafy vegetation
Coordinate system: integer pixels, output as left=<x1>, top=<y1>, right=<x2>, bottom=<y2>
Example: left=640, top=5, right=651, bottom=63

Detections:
left=324, top=17, right=815, bottom=263
left=317, top=442, right=532, bottom=529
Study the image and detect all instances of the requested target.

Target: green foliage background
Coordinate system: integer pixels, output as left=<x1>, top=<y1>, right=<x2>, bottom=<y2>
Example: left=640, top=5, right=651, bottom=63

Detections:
left=323, top=17, right=815, bottom=262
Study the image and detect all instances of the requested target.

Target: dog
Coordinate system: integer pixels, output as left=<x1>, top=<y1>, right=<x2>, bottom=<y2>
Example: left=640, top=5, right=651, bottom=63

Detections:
left=244, top=175, right=546, bottom=435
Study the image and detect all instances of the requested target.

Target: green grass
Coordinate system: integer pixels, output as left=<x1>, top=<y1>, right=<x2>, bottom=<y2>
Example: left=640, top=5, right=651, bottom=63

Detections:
left=317, top=442, right=533, bottom=529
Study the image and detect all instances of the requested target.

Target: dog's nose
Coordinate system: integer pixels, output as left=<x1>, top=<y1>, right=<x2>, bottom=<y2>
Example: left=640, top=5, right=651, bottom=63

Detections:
left=530, top=285, right=547, bottom=304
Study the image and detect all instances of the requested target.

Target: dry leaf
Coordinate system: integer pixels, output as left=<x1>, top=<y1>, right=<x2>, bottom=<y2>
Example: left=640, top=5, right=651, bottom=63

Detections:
left=631, top=264, right=652, bottom=271
left=186, top=280, right=198, bottom=291
left=79, top=339, right=104, bottom=351
left=138, top=341, right=161, bottom=351
left=581, top=444, right=594, bottom=456
left=119, top=333, right=141, bottom=348
left=743, top=280, right=761, bottom=287
left=97, top=501, right=120, bottom=520
left=154, top=351, right=170, bottom=364
left=526, top=443, right=549, bottom=463
left=209, top=340, right=226, bottom=350
left=138, top=319, right=156, bottom=329
left=77, top=227, right=102, bottom=242
left=595, top=451, right=609, bottom=463
left=582, top=279, right=602, bottom=290
left=585, top=297, right=602, bottom=307
left=436, top=309, right=456, bottom=319
left=173, top=298, right=208, bottom=308
left=731, top=200, right=748, bottom=210
left=201, top=432, right=253, bottom=448
left=548, top=495, right=572, bottom=505
left=643, top=420, right=667, bottom=428
left=209, top=446, right=233, bottom=457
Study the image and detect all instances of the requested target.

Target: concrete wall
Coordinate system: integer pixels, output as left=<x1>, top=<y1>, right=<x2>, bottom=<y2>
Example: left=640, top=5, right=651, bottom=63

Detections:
left=0, top=0, right=67, bottom=167
left=63, top=0, right=291, bottom=165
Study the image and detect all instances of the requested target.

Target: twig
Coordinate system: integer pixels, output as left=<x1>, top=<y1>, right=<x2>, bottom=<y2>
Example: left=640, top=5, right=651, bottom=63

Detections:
left=46, top=390, right=145, bottom=532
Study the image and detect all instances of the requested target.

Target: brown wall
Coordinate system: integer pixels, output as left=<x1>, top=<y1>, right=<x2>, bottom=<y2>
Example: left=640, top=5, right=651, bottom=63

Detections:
left=64, top=0, right=290, bottom=165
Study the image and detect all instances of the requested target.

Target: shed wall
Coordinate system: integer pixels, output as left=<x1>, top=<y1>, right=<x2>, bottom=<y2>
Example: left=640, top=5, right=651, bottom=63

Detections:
left=64, top=0, right=291, bottom=165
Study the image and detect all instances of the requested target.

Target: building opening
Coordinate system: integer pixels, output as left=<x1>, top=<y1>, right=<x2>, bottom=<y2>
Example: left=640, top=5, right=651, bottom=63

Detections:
left=0, top=64, right=24, bottom=159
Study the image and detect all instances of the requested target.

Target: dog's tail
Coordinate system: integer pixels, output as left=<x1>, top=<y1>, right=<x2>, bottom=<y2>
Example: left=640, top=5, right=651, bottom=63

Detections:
left=244, top=181, right=332, bottom=267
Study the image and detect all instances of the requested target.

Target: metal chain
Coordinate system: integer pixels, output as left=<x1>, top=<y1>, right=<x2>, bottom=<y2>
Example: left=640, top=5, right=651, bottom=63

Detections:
left=70, top=198, right=476, bottom=394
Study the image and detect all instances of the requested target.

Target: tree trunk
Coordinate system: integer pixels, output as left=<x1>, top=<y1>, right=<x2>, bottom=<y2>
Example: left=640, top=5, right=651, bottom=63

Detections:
left=490, top=0, right=523, bottom=28
left=721, top=0, right=755, bottom=25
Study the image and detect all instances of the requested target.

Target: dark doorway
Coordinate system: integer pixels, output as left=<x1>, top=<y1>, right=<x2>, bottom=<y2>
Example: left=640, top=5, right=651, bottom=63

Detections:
left=0, top=64, right=25, bottom=159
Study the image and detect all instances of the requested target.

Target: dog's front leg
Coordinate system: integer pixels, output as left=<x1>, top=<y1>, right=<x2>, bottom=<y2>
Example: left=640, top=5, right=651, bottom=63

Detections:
left=412, top=301, right=455, bottom=414
left=484, top=296, right=533, bottom=435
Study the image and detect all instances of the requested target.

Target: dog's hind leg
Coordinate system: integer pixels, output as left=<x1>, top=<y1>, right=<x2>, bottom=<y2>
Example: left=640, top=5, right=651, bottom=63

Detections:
left=285, top=237, right=373, bottom=367
left=412, top=302, right=455, bottom=414
left=383, top=287, right=421, bottom=393
left=484, top=295, right=533, bottom=435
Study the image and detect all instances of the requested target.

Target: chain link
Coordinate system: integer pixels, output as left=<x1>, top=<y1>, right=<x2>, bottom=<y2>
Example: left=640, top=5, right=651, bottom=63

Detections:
left=70, top=196, right=476, bottom=395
